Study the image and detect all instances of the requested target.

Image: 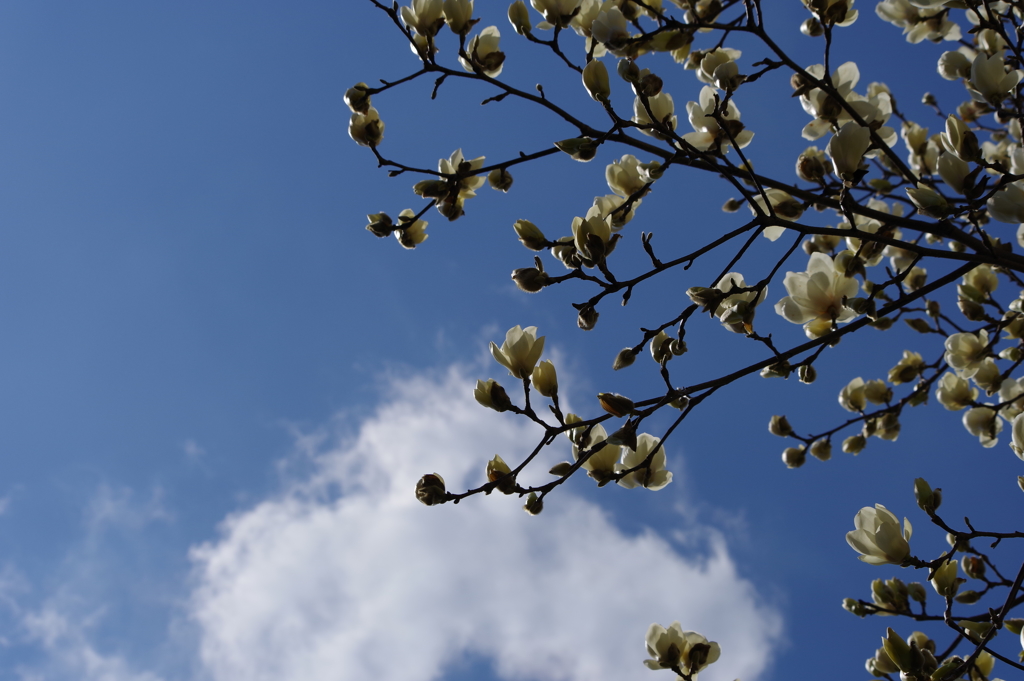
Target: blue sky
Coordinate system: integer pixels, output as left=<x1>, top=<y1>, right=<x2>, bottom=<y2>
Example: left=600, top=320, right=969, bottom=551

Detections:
left=0, top=2, right=1022, bottom=680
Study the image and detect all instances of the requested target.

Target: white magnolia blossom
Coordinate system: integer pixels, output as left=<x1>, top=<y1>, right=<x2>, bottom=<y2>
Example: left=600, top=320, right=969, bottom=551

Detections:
left=582, top=58, right=610, bottom=101
left=572, top=205, right=613, bottom=262
left=875, top=0, right=962, bottom=43
left=987, top=182, right=1024, bottom=223
left=643, top=623, right=721, bottom=673
left=401, top=0, right=445, bottom=37
left=633, top=92, right=677, bottom=140
left=846, top=504, right=912, bottom=565
left=963, top=405, right=1003, bottom=448
left=442, top=0, right=474, bottom=34
left=681, top=85, right=754, bottom=152
left=940, top=115, right=979, bottom=162
left=827, top=122, right=871, bottom=182
left=394, top=208, right=428, bottom=249
left=802, top=0, right=858, bottom=26
left=439, top=149, right=487, bottom=199
left=590, top=4, right=630, bottom=54
left=572, top=423, right=621, bottom=483
left=999, top=377, right=1024, bottom=420
left=695, top=47, right=742, bottom=89
left=800, top=61, right=859, bottom=140
left=490, top=325, right=545, bottom=379
left=750, top=189, right=804, bottom=241
left=530, top=0, right=582, bottom=28
left=968, top=52, right=1023, bottom=106
left=605, top=154, right=648, bottom=199
left=349, top=107, right=384, bottom=147
left=775, top=252, right=860, bottom=339
left=591, top=193, right=640, bottom=231
left=713, top=272, right=766, bottom=333
left=616, top=434, right=672, bottom=490
left=460, top=26, right=505, bottom=77
left=937, top=49, right=973, bottom=80
left=906, top=183, right=949, bottom=218
left=937, top=152, right=971, bottom=195
left=944, top=330, right=990, bottom=379
left=935, top=372, right=978, bottom=411
left=1011, top=412, right=1024, bottom=459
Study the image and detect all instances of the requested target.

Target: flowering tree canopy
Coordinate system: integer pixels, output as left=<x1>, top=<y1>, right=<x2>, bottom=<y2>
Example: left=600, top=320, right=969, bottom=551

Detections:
left=353, top=0, right=1024, bottom=678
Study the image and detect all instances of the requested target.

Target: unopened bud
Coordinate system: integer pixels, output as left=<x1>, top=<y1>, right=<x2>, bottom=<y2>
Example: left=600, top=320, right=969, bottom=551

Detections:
left=598, top=392, right=634, bottom=417
left=508, top=0, right=532, bottom=35
left=914, top=478, right=942, bottom=514
left=769, top=415, right=793, bottom=437
left=366, top=212, right=394, bottom=237
left=922, top=92, right=937, bottom=106
left=415, top=473, right=447, bottom=506
left=613, top=348, right=637, bottom=370
left=512, top=267, right=550, bottom=293
left=962, top=556, right=985, bottom=579
left=782, top=445, right=806, bottom=469
left=345, top=83, right=372, bottom=113
left=905, top=318, right=933, bottom=334
left=617, top=58, right=641, bottom=83
left=523, top=491, right=543, bottom=515
left=577, top=305, right=599, bottom=330
left=582, top=59, right=611, bottom=101
left=554, top=137, right=598, bottom=162
left=810, top=439, right=832, bottom=461
left=800, top=17, right=824, bottom=37
left=488, top=168, right=514, bottom=192
left=549, top=461, right=573, bottom=476
left=487, top=455, right=516, bottom=494
left=513, top=219, right=546, bottom=250
left=842, top=433, right=866, bottom=454
left=722, top=198, right=742, bottom=212
left=798, top=364, right=817, bottom=384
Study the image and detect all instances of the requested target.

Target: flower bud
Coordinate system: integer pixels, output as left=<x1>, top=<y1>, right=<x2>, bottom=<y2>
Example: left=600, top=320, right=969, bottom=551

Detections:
left=962, top=556, right=985, bottom=579
left=810, top=439, right=831, bottom=461
left=670, top=394, right=690, bottom=410
left=1004, top=618, right=1024, bottom=635
left=722, top=198, right=742, bottom=212
left=474, top=379, right=513, bottom=412
left=782, top=445, right=806, bottom=469
left=800, top=17, right=824, bottom=37
left=413, top=179, right=451, bottom=199
left=531, top=360, right=558, bottom=397
left=507, top=0, right=531, bottom=35
left=905, top=318, right=932, bottom=334
left=365, top=212, right=394, bottom=237
left=954, top=589, right=981, bottom=603
left=554, top=137, right=598, bottom=162
left=577, top=305, right=599, bottom=330
left=415, top=473, right=447, bottom=506
left=513, top=219, right=546, bottom=250
left=769, top=415, right=793, bottom=437
left=913, top=478, right=942, bottom=514
left=582, top=59, right=611, bottom=101
left=549, top=461, right=573, bottom=476
left=930, top=559, right=960, bottom=597
left=842, top=433, right=866, bottom=454
left=617, top=58, right=641, bottom=83
left=486, top=454, right=517, bottom=494
left=760, top=360, right=792, bottom=379
left=345, top=83, right=372, bottom=114
left=488, top=168, right=514, bottom=192
left=958, top=619, right=993, bottom=644
left=907, top=582, right=926, bottom=603
left=881, top=628, right=913, bottom=674
left=842, top=597, right=866, bottom=617
left=635, top=73, right=663, bottom=97
left=613, top=348, right=637, bottom=371
left=598, top=392, right=634, bottom=417
left=797, top=364, right=817, bottom=384
left=796, top=147, right=827, bottom=183
left=523, top=491, right=543, bottom=515
left=512, top=267, right=550, bottom=293
left=686, top=286, right=724, bottom=313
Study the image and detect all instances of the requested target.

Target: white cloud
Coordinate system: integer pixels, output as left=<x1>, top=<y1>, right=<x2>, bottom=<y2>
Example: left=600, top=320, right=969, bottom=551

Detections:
left=189, top=366, right=783, bottom=681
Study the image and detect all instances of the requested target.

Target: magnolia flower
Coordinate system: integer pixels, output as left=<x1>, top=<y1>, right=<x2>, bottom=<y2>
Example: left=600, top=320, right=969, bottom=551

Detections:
left=827, top=123, right=871, bottom=182
left=591, top=194, right=639, bottom=230
left=987, top=182, right=1024, bottom=223
left=875, top=0, right=961, bottom=43
left=582, top=58, right=610, bottom=101
left=643, top=623, right=721, bottom=673
left=888, top=350, right=925, bottom=385
left=944, top=330, right=989, bottom=378
left=963, top=405, right=1002, bottom=448
left=1011, top=412, right=1024, bottom=459
left=799, top=62, right=859, bottom=140
left=633, top=92, right=677, bottom=140
left=530, top=0, right=582, bottom=29
left=713, top=272, right=766, bottom=333
left=938, top=50, right=973, bottom=80
left=617, top=434, right=672, bottom=490
left=395, top=209, right=428, bottom=248
left=531, top=359, right=558, bottom=397
left=696, top=47, right=743, bottom=90
left=401, top=0, right=445, bottom=37
left=940, top=115, right=979, bottom=162
left=750, top=189, right=803, bottom=241
left=571, top=206, right=613, bottom=264
left=605, top=155, right=648, bottom=199
left=460, top=26, right=505, bottom=77
left=349, top=107, right=384, bottom=147
left=803, top=0, right=858, bottom=27
left=490, top=325, right=545, bottom=379
left=775, top=252, right=859, bottom=338
left=443, top=0, right=474, bottom=34
left=968, top=51, right=1023, bottom=106
left=590, top=5, right=630, bottom=54
left=999, top=377, right=1024, bottom=420
left=572, top=423, right=621, bottom=483
left=937, top=152, right=971, bottom=195
left=906, top=183, right=949, bottom=218
left=681, top=86, right=753, bottom=152
left=839, top=377, right=867, bottom=412
left=508, top=0, right=532, bottom=34
left=439, top=148, right=487, bottom=201
left=846, top=504, right=912, bottom=565
left=935, top=372, right=978, bottom=411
